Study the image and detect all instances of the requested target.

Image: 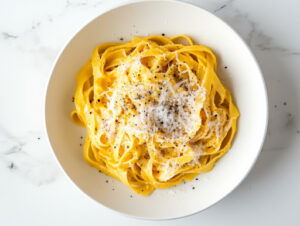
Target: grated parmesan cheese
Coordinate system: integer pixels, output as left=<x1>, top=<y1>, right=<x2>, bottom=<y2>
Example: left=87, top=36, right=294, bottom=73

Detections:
left=98, top=54, right=209, bottom=174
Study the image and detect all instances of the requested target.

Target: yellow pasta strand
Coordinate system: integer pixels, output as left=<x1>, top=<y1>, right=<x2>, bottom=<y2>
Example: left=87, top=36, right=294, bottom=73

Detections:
left=71, top=35, right=239, bottom=195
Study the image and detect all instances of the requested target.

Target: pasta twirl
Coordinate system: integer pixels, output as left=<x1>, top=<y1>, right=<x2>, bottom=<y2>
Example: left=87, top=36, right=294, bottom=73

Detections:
left=71, top=35, right=239, bottom=195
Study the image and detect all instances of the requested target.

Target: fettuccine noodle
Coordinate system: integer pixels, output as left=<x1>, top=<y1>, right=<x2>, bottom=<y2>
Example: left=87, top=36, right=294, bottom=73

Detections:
left=71, top=35, right=239, bottom=195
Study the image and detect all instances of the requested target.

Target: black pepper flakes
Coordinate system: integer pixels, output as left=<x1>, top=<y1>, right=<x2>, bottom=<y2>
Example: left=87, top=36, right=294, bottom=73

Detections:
left=105, top=180, right=108, bottom=183
left=120, top=37, right=124, bottom=41
left=274, top=105, right=277, bottom=108
left=196, top=178, right=199, bottom=181
left=72, top=97, right=75, bottom=102
left=162, top=33, right=165, bottom=36
left=224, top=66, right=228, bottom=69
left=283, top=102, right=287, bottom=106
left=130, top=195, right=133, bottom=198
left=37, top=137, right=40, bottom=140
left=97, top=99, right=100, bottom=102
left=192, top=187, right=195, bottom=190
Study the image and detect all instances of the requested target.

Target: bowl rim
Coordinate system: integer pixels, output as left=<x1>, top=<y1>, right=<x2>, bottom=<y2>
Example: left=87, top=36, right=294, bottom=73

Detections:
left=43, top=0, right=269, bottom=220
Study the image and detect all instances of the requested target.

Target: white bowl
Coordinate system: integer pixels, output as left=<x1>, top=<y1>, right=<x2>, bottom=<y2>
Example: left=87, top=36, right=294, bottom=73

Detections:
left=44, top=0, right=268, bottom=220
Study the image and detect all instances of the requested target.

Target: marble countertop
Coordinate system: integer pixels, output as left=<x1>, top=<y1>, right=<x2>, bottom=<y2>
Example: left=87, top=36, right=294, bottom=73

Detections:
left=1, top=0, right=300, bottom=225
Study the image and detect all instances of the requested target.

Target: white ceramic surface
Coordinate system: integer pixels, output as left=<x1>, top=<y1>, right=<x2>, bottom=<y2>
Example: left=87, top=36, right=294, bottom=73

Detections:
left=44, top=0, right=267, bottom=220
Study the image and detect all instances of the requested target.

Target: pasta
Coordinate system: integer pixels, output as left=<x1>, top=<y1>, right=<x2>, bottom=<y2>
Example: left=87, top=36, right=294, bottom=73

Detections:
left=70, top=35, right=239, bottom=195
